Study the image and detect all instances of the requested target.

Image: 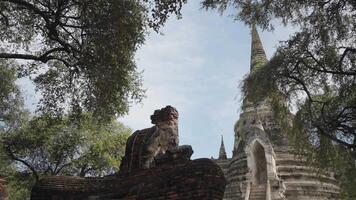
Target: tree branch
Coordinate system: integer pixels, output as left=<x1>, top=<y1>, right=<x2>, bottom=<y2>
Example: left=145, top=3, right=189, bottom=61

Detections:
left=0, top=50, right=73, bottom=68
left=301, top=55, right=356, bottom=76
left=5, top=145, right=39, bottom=181
left=338, top=47, right=356, bottom=72
left=0, top=53, right=44, bottom=61
left=55, top=162, right=71, bottom=175
left=316, top=125, right=356, bottom=148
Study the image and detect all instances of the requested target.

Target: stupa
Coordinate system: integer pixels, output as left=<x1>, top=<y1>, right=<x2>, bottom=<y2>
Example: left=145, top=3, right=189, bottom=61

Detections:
left=212, top=25, right=340, bottom=200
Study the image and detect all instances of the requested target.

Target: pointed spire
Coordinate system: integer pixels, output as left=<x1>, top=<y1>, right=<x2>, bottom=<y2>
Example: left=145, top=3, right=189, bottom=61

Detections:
left=250, top=23, right=267, bottom=71
left=218, top=135, right=227, bottom=160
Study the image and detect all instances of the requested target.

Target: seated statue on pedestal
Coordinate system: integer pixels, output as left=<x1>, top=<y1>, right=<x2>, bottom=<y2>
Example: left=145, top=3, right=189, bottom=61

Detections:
left=120, top=105, right=193, bottom=173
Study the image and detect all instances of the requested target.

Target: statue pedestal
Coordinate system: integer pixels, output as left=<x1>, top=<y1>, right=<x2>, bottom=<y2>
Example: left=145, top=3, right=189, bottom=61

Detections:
left=31, top=158, right=226, bottom=200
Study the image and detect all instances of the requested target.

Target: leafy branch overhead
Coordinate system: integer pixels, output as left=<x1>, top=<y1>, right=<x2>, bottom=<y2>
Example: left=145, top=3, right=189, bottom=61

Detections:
left=0, top=0, right=187, bottom=119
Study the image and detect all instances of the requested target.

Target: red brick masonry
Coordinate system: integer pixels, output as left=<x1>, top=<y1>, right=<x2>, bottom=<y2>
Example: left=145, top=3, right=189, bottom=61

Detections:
left=31, top=158, right=226, bottom=200
left=0, top=178, right=6, bottom=199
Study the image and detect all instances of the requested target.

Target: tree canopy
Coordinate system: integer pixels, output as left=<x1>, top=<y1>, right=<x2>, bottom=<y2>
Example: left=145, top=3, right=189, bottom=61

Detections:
left=0, top=113, right=131, bottom=199
left=0, top=0, right=187, bottom=120
left=1, top=58, right=132, bottom=199
left=2, top=114, right=131, bottom=180
left=0, top=60, right=25, bottom=129
left=1, top=1, right=190, bottom=199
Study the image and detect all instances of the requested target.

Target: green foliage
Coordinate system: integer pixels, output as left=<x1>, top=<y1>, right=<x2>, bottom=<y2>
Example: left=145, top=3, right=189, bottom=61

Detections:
left=0, top=60, right=17, bottom=113
left=0, top=114, right=130, bottom=199
left=242, top=61, right=278, bottom=104
left=0, top=60, right=26, bottom=130
left=1, top=148, right=35, bottom=200
left=0, top=0, right=187, bottom=120
left=5, top=172, right=34, bottom=200
left=338, top=159, right=356, bottom=200
left=1, top=1, right=188, bottom=198
left=0, top=59, right=131, bottom=199
left=63, top=115, right=131, bottom=177
left=202, top=0, right=356, bottom=31
left=0, top=72, right=33, bottom=199
left=2, top=114, right=130, bottom=179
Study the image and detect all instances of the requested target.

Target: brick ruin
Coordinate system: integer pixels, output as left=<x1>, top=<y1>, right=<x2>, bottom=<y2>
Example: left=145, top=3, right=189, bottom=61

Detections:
left=0, top=177, right=6, bottom=199
left=31, top=106, right=226, bottom=200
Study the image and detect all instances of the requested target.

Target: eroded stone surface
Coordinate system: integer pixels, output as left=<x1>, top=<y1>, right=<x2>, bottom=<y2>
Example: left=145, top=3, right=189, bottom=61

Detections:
left=120, top=106, right=179, bottom=172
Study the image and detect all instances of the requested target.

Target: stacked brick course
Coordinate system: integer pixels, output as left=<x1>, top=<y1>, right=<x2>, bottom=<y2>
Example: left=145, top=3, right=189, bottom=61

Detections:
left=31, top=158, right=225, bottom=200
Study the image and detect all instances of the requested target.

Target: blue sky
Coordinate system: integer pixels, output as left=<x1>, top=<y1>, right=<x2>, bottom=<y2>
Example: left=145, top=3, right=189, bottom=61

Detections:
left=18, top=1, right=296, bottom=159
left=117, top=2, right=296, bottom=159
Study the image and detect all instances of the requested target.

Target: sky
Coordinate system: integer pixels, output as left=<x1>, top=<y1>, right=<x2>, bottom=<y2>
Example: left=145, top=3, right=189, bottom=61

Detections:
left=117, top=2, right=297, bottom=159
left=18, top=1, right=296, bottom=159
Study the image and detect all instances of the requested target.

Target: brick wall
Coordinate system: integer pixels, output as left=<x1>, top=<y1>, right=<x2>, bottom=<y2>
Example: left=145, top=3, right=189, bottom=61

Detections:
left=31, top=158, right=226, bottom=200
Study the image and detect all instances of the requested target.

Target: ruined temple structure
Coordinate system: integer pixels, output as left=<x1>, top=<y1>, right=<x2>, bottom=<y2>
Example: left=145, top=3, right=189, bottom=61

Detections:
left=212, top=26, right=340, bottom=200
left=31, top=106, right=226, bottom=200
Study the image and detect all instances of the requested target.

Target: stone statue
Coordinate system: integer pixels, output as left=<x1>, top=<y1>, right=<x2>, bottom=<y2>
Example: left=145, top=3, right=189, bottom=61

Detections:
left=120, top=105, right=192, bottom=173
